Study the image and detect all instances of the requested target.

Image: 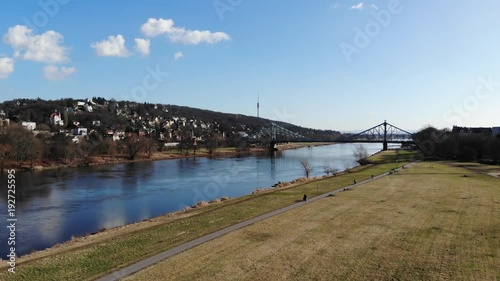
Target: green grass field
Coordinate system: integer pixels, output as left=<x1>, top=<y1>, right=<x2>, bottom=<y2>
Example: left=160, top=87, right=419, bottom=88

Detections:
left=124, top=161, right=500, bottom=281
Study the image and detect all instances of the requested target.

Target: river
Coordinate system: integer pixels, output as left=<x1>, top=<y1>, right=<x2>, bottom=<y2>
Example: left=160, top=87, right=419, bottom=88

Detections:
left=0, top=143, right=387, bottom=257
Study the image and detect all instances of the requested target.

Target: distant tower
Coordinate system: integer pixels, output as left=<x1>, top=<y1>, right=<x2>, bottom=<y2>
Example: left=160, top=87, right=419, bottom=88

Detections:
left=257, top=94, right=260, bottom=118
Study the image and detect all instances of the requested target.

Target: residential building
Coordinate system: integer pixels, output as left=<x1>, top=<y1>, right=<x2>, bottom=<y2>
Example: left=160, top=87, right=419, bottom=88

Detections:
left=22, top=122, right=37, bottom=131
left=113, top=130, right=125, bottom=141
left=50, top=112, right=64, bottom=126
left=84, top=104, right=93, bottom=113
left=452, top=126, right=492, bottom=135
left=74, top=128, right=88, bottom=136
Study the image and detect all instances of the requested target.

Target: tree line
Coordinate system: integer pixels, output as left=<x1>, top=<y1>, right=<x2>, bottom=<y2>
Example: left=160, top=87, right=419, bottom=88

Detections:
left=413, top=126, right=500, bottom=163
left=0, top=124, right=161, bottom=171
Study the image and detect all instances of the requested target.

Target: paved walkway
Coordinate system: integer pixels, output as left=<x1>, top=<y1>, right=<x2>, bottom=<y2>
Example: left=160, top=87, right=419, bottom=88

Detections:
left=96, top=164, right=411, bottom=281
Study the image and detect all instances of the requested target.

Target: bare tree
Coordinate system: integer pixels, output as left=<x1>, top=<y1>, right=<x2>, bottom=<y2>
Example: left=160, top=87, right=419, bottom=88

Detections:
left=5, top=125, right=41, bottom=168
left=206, top=132, right=219, bottom=155
left=125, top=134, right=144, bottom=160
left=323, top=162, right=339, bottom=176
left=323, top=161, right=331, bottom=175
left=353, top=144, right=369, bottom=165
left=0, top=144, right=11, bottom=173
left=78, top=139, right=94, bottom=165
left=142, top=137, right=157, bottom=158
left=192, top=140, right=198, bottom=155
left=300, top=159, right=313, bottom=178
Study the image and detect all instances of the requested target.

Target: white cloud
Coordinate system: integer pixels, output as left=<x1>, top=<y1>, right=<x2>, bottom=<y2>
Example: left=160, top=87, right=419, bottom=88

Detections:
left=141, top=18, right=175, bottom=37
left=0, top=57, right=14, bottom=79
left=174, top=51, right=183, bottom=60
left=43, top=65, right=76, bottom=80
left=134, top=38, right=150, bottom=56
left=3, top=25, right=69, bottom=64
left=349, top=2, right=378, bottom=9
left=350, top=2, right=365, bottom=9
left=140, top=18, right=231, bottom=45
left=91, top=35, right=131, bottom=57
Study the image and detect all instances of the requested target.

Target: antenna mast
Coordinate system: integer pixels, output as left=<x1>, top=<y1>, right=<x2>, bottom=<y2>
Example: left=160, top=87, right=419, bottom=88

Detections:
left=257, top=93, right=260, bottom=118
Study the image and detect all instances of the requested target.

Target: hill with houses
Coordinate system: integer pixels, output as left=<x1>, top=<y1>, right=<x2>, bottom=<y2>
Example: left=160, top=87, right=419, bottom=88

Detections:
left=0, top=97, right=343, bottom=169
left=0, top=97, right=340, bottom=144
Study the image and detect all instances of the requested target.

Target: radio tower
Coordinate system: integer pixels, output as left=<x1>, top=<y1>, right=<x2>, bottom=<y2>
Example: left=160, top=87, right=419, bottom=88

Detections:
left=257, top=94, right=260, bottom=118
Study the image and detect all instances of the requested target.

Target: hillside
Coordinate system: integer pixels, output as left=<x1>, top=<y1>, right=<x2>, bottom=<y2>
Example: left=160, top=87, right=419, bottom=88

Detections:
left=0, top=97, right=341, bottom=169
left=0, top=97, right=340, bottom=142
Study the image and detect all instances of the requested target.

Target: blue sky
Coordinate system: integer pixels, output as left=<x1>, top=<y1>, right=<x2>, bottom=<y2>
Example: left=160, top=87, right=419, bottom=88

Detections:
left=0, top=0, right=499, bottom=132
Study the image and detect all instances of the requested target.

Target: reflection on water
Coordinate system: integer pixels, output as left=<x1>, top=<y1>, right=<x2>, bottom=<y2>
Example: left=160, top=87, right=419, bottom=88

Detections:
left=0, top=143, right=382, bottom=256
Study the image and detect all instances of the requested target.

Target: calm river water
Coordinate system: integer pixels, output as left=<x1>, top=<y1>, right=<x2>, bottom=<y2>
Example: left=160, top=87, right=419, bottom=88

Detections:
left=0, top=143, right=386, bottom=257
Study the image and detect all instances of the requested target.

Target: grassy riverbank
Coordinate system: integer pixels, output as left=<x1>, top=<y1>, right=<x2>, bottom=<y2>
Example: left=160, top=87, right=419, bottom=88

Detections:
left=0, top=150, right=417, bottom=281
left=125, top=161, right=500, bottom=281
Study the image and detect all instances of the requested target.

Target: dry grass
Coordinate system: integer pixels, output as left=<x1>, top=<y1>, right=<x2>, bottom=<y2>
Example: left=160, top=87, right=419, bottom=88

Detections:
left=124, top=162, right=500, bottom=281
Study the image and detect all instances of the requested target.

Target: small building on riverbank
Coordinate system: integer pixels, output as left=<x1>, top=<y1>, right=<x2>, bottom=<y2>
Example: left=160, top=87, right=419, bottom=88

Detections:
left=74, top=127, right=88, bottom=136
left=22, top=121, right=37, bottom=131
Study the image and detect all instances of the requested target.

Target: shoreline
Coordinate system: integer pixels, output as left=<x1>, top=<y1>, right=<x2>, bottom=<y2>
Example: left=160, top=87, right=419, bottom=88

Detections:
left=0, top=142, right=339, bottom=266
left=4, top=142, right=333, bottom=173
left=2, top=163, right=339, bottom=265
left=273, top=142, right=333, bottom=151
left=0, top=142, right=337, bottom=262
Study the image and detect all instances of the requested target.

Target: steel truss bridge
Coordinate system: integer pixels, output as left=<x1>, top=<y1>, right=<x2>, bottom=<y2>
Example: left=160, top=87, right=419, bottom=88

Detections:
left=253, top=123, right=307, bottom=143
left=252, top=121, right=414, bottom=151
left=337, top=121, right=414, bottom=150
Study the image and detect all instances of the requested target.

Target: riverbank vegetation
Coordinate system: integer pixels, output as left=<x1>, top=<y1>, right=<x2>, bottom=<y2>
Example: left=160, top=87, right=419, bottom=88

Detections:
left=414, top=126, right=500, bottom=164
left=0, top=151, right=417, bottom=281
left=0, top=123, right=265, bottom=172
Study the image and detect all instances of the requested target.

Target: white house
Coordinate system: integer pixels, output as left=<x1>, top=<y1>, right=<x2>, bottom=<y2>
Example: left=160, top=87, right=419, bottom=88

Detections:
left=164, top=142, right=179, bottom=147
left=74, top=128, right=88, bottom=136
left=22, top=122, right=37, bottom=131
left=238, top=131, right=249, bottom=138
left=113, top=130, right=125, bottom=141
left=50, top=112, right=64, bottom=126
left=84, top=104, right=93, bottom=113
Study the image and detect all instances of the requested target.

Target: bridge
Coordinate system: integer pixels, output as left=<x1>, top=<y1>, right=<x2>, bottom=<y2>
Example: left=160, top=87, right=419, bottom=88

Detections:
left=337, top=120, right=414, bottom=150
left=253, top=121, right=414, bottom=151
left=253, top=122, right=307, bottom=143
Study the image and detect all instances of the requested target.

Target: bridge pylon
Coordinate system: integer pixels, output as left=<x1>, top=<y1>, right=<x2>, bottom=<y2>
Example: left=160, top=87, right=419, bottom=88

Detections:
left=383, top=120, right=388, bottom=151
left=344, top=120, right=414, bottom=150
